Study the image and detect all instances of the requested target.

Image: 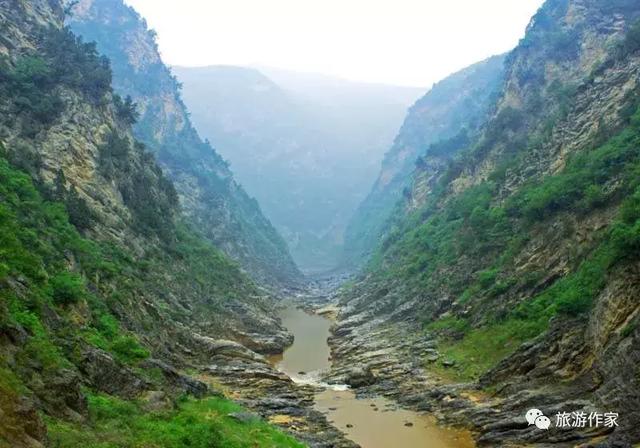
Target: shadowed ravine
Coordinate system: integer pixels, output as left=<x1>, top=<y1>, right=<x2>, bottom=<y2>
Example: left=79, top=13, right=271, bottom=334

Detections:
left=269, top=306, right=475, bottom=448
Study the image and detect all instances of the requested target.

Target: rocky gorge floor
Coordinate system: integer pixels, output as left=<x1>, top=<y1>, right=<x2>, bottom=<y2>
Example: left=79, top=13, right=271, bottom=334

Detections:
left=193, top=332, right=356, bottom=448
left=162, top=273, right=635, bottom=448
left=162, top=275, right=358, bottom=447
left=314, top=287, right=636, bottom=448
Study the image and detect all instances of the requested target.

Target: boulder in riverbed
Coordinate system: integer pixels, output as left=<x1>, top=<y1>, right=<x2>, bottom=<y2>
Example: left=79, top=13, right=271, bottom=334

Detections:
left=345, top=366, right=376, bottom=388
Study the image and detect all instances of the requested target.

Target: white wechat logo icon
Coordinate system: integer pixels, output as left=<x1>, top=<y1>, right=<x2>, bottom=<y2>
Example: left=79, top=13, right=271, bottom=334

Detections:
left=526, top=409, right=551, bottom=430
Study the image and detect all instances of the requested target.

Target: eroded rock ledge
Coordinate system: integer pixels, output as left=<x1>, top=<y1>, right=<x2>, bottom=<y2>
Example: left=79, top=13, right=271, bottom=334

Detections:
left=322, top=295, right=638, bottom=448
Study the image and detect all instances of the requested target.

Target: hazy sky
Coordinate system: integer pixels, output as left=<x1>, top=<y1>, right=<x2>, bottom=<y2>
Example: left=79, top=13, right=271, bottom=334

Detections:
left=124, top=0, right=545, bottom=87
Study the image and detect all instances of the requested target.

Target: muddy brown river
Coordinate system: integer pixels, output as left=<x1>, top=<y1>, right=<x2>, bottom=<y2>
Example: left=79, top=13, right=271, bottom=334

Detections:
left=269, top=306, right=476, bottom=448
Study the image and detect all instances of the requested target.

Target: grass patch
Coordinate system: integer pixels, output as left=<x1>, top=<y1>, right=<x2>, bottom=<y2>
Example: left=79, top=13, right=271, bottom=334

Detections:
left=429, top=318, right=543, bottom=382
left=47, top=393, right=306, bottom=448
left=425, top=315, right=469, bottom=333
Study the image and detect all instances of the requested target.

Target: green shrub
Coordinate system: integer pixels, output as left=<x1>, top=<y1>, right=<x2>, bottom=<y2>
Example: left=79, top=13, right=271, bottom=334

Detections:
left=97, top=132, right=178, bottom=241
left=581, top=184, right=607, bottom=209
left=621, top=320, right=637, bottom=338
left=489, top=278, right=517, bottom=298
left=110, top=335, right=149, bottom=364
left=448, top=182, right=494, bottom=220
left=96, top=314, right=119, bottom=339
left=4, top=56, right=64, bottom=123
left=113, top=94, right=139, bottom=125
left=50, top=170, right=94, bottom=231
left=478, top=268, right=499, bottom=288
left=49, top=271, right=86, bottom=305
left=554, top=256, right=608, bottom=315
left=9, top=298, right=69, bottom=371
left=610, top=220, right=640, bottom=256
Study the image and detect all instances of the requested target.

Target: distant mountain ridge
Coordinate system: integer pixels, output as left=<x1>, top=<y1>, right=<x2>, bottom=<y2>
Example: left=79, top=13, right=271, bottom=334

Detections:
left=173, top=64, right=423, bottom=273
left=256, top=65, right=426, bottom=106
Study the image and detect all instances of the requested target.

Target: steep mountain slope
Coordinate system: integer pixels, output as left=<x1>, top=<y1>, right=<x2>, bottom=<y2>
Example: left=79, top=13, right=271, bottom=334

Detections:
left=0, top=2, right=313, bottom=447
left=342, top=55, right=506, bottom=268
left=68, top=0, right=301, bottom=287
left=172, top=65, right=422, bottom=273
left=333, top=0, right=640, bottom=445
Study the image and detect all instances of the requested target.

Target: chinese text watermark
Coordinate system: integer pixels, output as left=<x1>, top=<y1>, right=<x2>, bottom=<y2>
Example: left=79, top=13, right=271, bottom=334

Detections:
left=526, top=409, right=619, bottom=430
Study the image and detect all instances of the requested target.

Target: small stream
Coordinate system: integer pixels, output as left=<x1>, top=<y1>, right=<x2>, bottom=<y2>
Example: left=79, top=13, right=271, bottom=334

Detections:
left=268, top=306, right=476, bottom=448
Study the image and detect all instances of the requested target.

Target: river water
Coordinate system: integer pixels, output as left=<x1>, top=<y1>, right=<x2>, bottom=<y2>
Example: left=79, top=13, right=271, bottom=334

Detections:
left=268, top=306, right=476, bottom=448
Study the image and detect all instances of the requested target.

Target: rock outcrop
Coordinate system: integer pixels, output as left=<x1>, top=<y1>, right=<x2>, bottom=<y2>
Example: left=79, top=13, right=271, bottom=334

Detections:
left=338, top=0, right=640, bottom=445
left=68, top=0, right=302, bottom=288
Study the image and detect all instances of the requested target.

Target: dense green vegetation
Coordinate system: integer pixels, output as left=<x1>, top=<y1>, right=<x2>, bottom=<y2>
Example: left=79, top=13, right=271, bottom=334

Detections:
left=0, top=139, right=253, bottom=356
left=0, top=27, right=111, bottom=139
left=375, top=104, right=640, bottom=381
left=38, top=27, right=112, bottom=100
left=0, top=142, right=292, bottom=444
left=0, top=55, right=64, bottom=134
left=49, top=271, right=87, bottom=306
left=0, top=147, right=146, bottom=373
left=48, top=393, right=305, bottom=448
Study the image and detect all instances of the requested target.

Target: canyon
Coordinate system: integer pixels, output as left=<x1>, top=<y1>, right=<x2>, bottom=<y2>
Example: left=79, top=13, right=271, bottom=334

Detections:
left=1, top=0, right=639, bottom=447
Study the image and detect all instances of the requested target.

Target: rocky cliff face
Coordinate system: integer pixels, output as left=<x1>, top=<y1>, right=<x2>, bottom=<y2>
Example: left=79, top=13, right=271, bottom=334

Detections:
left=343, top=55, right=505, bottom=268
left=0, top=2, right=314, bottom=446
left=67, top=0, right=301, bottom=287
left=336, top=0, right=640, bottom=445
